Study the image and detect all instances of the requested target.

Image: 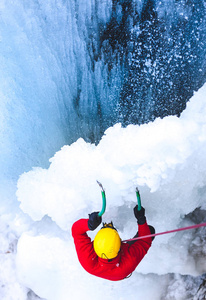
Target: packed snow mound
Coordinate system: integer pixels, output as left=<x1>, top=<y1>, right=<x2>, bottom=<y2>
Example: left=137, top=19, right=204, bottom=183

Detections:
left=16, top=83, right=206, bottom=300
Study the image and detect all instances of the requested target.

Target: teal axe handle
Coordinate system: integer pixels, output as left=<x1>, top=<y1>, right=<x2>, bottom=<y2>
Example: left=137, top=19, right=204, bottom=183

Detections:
left=96, top=181, right=106, bottom=217
left=136, top=187, right=142, bottom=211
left=98, top=190, right=106, bottom=217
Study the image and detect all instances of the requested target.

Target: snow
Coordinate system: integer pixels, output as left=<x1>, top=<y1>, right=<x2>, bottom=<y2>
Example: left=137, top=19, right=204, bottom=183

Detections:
left=14, top=83, right=206, bottom=299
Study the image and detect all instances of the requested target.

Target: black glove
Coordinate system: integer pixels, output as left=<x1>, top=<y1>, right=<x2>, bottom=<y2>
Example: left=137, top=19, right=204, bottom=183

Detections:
left=133, top=205, right=146, bottom=225
left=88, top=212, right=102, bottom=230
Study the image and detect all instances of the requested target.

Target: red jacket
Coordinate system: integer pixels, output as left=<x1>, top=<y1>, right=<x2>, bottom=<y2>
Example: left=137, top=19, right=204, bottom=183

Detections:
left=72, top=218, right=152, bottom=281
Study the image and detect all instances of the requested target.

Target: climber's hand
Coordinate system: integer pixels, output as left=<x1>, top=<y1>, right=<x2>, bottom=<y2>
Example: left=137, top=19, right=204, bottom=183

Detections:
left=133, top=205, right=146, bottom=225
left=88, top=212, right=102, bottom=230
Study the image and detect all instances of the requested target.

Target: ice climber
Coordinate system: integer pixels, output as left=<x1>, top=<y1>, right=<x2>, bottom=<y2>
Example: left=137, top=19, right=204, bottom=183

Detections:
left=72, top=205, right=154, bottom=281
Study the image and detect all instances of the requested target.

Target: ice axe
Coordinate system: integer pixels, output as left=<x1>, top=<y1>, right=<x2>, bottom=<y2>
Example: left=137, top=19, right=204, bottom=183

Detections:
left=96, top=181, right=106, bottom=217
left=136, top=187, right=142, bottom=211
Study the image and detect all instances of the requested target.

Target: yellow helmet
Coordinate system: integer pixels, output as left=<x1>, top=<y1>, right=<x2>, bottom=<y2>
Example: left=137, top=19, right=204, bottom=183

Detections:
left=93, top=222, right=121, bottom=259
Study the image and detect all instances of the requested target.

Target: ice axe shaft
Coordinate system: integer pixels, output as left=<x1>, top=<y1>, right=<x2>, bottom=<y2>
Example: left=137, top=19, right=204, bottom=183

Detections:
left=96, top=181, right=106, bottom=217
left=136, top=187, right=142, bottom=211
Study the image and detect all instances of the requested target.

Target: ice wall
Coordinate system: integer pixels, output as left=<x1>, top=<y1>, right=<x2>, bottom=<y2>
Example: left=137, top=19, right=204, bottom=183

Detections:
left=0, top=0, right=116, bottom=185
left=1, top=0, right=205, bottom=193
left=101, top=0, right=206, bottom=125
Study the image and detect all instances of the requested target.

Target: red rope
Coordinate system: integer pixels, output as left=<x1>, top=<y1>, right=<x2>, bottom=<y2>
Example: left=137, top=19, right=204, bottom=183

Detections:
left=122, top=222, right=206, bottom=243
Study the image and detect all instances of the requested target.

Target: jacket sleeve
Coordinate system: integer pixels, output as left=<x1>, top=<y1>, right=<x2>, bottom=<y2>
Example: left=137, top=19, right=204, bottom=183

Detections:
left=129, top=221, right=152, bottom=255
left=71, top=219, right=98, bottom=272
left=119, top=222, right=152, bottom=276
